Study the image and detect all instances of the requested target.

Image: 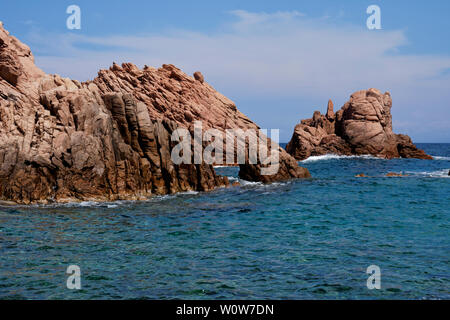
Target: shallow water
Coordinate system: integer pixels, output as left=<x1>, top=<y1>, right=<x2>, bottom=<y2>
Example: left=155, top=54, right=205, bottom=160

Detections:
left=0, top=143, right=448, bottom=299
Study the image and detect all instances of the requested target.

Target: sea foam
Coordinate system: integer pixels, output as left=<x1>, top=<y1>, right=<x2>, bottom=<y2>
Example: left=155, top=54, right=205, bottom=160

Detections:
left=301, top=154, right=381, bottom=163
left=432, top=156, right=450, bottom=161
left=406, top=169, right=450, bottom=178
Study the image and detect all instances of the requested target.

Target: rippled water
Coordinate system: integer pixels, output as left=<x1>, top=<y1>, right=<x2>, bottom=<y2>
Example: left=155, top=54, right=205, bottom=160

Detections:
left=0, top=143, right=449, bottom=299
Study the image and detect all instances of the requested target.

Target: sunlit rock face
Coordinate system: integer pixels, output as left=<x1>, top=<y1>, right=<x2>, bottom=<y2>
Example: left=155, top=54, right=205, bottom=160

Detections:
left=0, top=23, right=309, bottom=204
left=286, top=88, right=432, bottom=161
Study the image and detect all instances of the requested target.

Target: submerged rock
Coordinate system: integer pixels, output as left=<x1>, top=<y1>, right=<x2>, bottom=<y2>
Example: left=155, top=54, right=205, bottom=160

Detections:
left=0, top=23, right=309, bottom=204
left=286, top=88, right=432, bottom=160
left=355, top=173, right=367, bottom=177
left=386, top=172, right=408, bottom=177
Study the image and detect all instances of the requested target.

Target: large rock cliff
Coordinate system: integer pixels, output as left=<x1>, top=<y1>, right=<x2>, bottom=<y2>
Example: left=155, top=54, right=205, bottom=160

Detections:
left=286, top=88, right=432, bottom=160
left=0, top=23, right=309, bottom=204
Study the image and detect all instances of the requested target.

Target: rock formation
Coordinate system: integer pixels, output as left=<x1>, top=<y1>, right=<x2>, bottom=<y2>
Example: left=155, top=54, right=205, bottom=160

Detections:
left=355, top=174, right=367, bottom=178
left=0, top=23, right=309, bottom=204
left=386, top=172, right=408, bottom=177
left=286, top=88, right=432, bottom=160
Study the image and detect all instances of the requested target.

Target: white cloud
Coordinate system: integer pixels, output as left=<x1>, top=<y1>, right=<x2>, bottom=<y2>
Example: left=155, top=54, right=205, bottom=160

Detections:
left=30, top=10, right=450, bottom=141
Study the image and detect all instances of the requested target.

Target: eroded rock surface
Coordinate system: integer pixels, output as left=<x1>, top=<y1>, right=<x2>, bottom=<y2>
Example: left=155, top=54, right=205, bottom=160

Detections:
left=0, top=23, right=309, bottom=203
left=286, top=88, right=432, bottom=160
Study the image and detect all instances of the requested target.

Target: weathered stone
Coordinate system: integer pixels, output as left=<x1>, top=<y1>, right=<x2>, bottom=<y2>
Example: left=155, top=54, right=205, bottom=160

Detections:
left=286, top=89, right=432, bottom=160
left=0, top=23, right=309, bottom=203
left=193, top=71, right=204, bottom=83
left=326, top=99, right=334, bottom=120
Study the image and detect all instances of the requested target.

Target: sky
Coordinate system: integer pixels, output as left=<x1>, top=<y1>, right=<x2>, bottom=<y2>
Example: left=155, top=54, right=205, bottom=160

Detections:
left=1, top=0, right=449, bottom=142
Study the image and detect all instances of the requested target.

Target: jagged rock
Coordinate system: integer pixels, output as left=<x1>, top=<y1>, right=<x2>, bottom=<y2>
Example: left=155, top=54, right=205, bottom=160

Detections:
left=238, top=144, right=311, bottom=183
left=286, top=88, right=432, bottom=160
left=395, top=134, right=431, bottom=159
left=0, top=23, right=309, bottom=203
left=325, top=99, right=334, bottom=119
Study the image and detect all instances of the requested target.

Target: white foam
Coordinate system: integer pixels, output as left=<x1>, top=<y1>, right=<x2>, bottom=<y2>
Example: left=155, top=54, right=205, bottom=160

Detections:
left=21, top=200, right=132, bottom=209
left=227, top=176, right=239, bottom=182
left=148, top=195, right=172, bottom=202
left=406, top=169, right=450, bottom=178
left=239, top=179, right=263, bottom=186
left=177, top=191, right=199, bottom=195
left=301, top=154, right=381, bottom=163
left=62, top=200, right=132, bottom=208
left=432, top=156, right=450, bottom=161
left=147, top=191, right=198, bottom=203
left=78, top=201, right=97, bottom=207
left=238, top=179, right=289, bottom=189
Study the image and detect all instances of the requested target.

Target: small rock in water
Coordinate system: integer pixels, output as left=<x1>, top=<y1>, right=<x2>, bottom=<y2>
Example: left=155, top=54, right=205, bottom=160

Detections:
left=386, top=172, right=408, bottom=177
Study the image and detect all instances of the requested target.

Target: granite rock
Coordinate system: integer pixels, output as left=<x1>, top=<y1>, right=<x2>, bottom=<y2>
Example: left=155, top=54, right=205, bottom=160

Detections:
left=286, top=88, right=432, bottom=160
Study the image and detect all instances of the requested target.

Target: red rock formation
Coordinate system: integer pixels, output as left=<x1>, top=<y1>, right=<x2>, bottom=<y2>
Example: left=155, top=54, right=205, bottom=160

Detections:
left=325, top=99, right=334, bottom=119
left=0, top=23, right=309, bottom=204
left=286, top=88, right=432, bottom=160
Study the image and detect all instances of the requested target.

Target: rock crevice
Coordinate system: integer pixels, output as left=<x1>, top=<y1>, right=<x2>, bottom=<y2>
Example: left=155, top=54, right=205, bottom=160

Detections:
left=0, top=23, right=309, bottom=204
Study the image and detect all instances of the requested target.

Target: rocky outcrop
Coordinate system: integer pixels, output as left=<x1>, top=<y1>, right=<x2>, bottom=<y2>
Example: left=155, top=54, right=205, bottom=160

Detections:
left=238, top=144, right=310, bottom=183
left=0, top=23, right=309, bottom=204
left=386, top=172, right=408, bottom=177
left=286, top=88, right=432, bottom=160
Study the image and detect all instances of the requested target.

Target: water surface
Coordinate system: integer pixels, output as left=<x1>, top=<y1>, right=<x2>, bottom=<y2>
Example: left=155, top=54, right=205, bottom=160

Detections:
left=0, top=143, right=448, bottom=299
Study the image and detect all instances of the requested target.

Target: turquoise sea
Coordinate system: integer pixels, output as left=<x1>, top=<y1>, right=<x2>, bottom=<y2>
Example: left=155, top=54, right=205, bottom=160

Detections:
left=0, top=143, right=448, bottom=299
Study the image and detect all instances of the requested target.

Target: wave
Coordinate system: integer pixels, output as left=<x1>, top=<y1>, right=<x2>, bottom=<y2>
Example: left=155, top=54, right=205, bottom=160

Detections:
left=238, top=179, right=289, bottom=189
left=432, top=156, right=450, bottom=161
left=175, top=191, right=199, bottom=195
left=145, top=191, right=200, bottom=203
left=11, top=200, right=134, bottom=209
left=301, top=154, right=381, bottom=163
left=227, top=176, right=239, bottom=183
left=406, top=169, right=449, bottom=178
left=5, top=190, right=203, bottom=208
left=239, top=179, right=263, bottom=186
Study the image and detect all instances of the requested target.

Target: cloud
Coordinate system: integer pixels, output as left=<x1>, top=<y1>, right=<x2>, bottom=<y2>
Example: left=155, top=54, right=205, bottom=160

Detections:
left=29, top=10, right=450, bottom=141
left=228, top=10, right=305, bottom=31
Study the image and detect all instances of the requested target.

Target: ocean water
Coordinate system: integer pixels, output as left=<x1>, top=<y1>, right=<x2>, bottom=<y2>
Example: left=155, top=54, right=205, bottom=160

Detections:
left=0, top=143, right=448, bottom=300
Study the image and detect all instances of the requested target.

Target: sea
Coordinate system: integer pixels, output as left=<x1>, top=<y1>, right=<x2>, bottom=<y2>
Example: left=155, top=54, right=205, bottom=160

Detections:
left=0, top=143, right=448, bottom=299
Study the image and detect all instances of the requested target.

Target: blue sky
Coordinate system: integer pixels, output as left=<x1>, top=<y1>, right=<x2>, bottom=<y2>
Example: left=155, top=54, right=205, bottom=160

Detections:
left=1, top=0, right=449, bottom=142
